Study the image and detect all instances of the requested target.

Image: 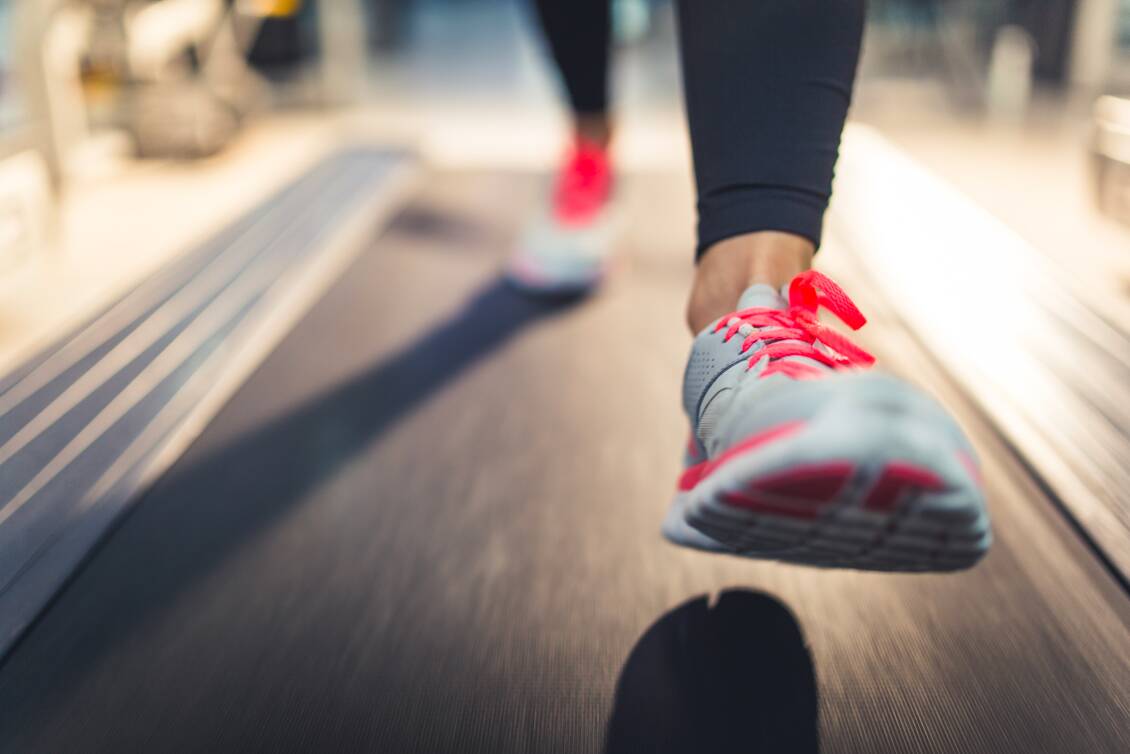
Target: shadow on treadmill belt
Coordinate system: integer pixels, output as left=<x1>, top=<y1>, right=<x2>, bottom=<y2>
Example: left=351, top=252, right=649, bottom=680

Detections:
left=0, top=277, right=577, bottom=718
left=605, top=589, right=818, bottom=754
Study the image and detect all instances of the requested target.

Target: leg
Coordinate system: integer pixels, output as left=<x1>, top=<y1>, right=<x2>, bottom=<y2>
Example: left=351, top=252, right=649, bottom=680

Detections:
left=531, top=0, right=613, bottom=147
left=666, top=1, right=991, bottom=571
left=677, top=0, right=865, bottom=332
left=508, top=0, right=617, bottom=296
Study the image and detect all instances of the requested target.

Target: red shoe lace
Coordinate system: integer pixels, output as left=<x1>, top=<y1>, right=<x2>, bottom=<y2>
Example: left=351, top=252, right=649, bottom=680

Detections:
left=553, top=140, right=612, bottom=226
left=713, top=270, right=876, bottom=380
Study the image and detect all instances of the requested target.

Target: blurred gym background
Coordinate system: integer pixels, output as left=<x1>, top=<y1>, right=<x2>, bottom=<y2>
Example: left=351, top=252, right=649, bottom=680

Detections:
left=3, top=1, right=1130, bottom=362
left=1, top=5, right=1130, bottom=751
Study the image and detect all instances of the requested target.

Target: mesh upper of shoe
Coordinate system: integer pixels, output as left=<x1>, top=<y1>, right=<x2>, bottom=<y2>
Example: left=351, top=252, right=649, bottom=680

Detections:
left=683, top=271, right=877, bottom=459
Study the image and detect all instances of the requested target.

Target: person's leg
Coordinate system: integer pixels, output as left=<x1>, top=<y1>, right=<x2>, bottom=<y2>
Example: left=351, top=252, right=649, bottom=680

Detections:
left=508, top=0, right=617, bottom=295
left=677, top=0, right=865, bottom=332
left=666, top=1, right=991, bottom=571
left=531, top=0, right=613, bottom=148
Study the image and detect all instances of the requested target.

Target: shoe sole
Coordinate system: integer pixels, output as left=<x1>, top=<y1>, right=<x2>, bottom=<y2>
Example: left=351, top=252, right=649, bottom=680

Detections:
left=504, top=258, right=606, bottom=298
left=506, top=206, right=618, bottom=297
left=676, top=395, right=992, bottom=572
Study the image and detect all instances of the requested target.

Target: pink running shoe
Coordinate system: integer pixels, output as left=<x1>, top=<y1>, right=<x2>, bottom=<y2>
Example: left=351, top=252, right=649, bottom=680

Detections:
left=507, top=139, right=617, bottom=295
left=662, top=271, right=992, bottom=572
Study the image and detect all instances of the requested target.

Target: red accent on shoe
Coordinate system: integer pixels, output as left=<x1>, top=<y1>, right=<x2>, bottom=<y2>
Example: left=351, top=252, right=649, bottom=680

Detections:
left=686, top=433, right=703, bottom=460
left=750, top=462, right=855, bottom=501
left=719, top=462, right=855, bottom=519
left=713, top=270, right=876, bottom=380
left=553, top=140, right=612, bottom=226
left=863, top=462, right=946, bottom=512
left=677, top=421, right=805, bottom=491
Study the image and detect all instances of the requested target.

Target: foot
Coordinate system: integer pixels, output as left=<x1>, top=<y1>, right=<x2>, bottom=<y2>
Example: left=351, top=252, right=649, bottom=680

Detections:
left=663, top=270, right=992, bottom=572
left=506, top=138, right=616, bottom=296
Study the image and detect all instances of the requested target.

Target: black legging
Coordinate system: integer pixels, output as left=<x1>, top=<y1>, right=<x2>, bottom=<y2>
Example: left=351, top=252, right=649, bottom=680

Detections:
left=532, top=0, right=865, bottom=256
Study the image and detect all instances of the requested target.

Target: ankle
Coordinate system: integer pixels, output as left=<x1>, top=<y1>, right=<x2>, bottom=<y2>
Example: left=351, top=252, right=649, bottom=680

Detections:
left=574, top=113, right=612, bottom=150
left=686, top=231, right=814, bottom=333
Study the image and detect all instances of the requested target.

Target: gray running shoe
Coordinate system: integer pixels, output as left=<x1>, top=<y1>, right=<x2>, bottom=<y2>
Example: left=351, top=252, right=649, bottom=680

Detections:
left=507, top=139, right=616, bottom=296
left=663, top=271, right=991, bottom=572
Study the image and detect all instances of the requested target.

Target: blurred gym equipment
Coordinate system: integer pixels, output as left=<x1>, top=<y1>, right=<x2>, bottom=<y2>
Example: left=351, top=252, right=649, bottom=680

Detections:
left=1092, top=94, right=1130, bottom=225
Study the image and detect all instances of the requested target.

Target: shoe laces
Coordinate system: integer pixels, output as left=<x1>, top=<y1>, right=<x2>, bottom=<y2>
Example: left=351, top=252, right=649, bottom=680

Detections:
left=713, top=270, right=876, bottom=380
left=553, top=140, right=612, bottom=225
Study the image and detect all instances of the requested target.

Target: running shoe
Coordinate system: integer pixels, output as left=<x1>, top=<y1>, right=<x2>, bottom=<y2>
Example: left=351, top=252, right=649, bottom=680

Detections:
left=662, top=270, right=992, bottom=572
left=506, top=138, right=616, bottom=295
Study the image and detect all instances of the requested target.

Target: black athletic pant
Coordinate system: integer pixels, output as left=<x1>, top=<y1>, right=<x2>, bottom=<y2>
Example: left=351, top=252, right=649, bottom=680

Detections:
left=531, top=0, right=865, bottom=256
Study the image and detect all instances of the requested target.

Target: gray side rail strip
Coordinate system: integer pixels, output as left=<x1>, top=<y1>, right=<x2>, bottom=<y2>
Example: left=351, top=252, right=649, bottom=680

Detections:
left=0, top=147, right=419, bottom=656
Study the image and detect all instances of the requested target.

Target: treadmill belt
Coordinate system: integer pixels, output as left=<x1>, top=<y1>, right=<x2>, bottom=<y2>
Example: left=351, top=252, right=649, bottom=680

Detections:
left=0, top=172, right=1127, bottom=753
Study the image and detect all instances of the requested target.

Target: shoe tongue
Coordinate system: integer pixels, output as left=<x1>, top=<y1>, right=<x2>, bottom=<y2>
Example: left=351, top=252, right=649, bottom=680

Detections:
left=736, top=283, right=787, bottom=311
left=735, top=283, right=831, bottom=375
